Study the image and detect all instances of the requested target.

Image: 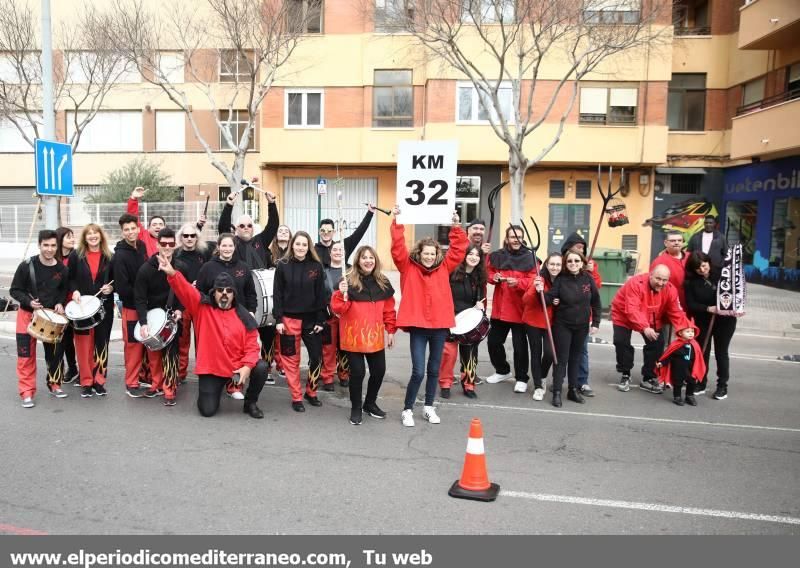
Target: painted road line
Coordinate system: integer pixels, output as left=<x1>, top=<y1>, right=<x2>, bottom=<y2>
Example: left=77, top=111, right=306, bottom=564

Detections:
left=500, top=490, right=800, bottom=526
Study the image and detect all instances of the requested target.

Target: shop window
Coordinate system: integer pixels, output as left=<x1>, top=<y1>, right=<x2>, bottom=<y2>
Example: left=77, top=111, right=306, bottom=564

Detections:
left=771, top=197, right=800, bottom=269
left=549, top=180, right=565, bottom=198
left=667, top=73, right=706, bottom=131
left=455, top=176, right=481, bottom=225
left=575, top=180, right=592, bottom=199
left=724, top=200, right=757, bottom=265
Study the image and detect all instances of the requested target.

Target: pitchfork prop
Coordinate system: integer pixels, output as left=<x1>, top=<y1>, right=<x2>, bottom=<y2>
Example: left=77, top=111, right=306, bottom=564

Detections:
left=587, top=165, right=626, bottom=260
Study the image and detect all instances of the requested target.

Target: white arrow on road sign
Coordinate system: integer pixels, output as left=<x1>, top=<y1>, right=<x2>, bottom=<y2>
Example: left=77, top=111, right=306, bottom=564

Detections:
left=49, top=148, right=55, bottom=190
left=57, top=154, right=67, bottom=190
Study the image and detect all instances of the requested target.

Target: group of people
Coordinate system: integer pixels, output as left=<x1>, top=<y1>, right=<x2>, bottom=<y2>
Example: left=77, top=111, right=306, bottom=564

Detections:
left=12, top=187, right=739, bottom=422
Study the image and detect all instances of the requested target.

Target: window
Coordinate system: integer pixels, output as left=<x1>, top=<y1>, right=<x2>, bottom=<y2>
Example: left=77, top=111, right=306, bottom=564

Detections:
left=219, top=110, right=255, bottom=150
left=667, top=73, right=706, bottom=131
left=219, top=50, right=251, bottom=83
left=455, top=176, right=481, bottom=223
left=549, top=180, right=566, bottom=198
left=67, top=111, right=142, bottom=151
left=0, top=53, right=40, bottom=84
left=670, top=174, right=701, bottom=195
left=461, top=0, right=515, bottom=24
left=158, top=52, right=184, bottom=84
left=788, top=63, right=800, bottom=93
left=621, top=234, right=638, bottom=250
left=373, top=69, right=413, bottom=128
left=0, top=116, right=37, bottom=152
left=575, top=180, right=592, bottom=199
left=374, top=0, right=415, bottom=33
left=457, top=82, right=514, bottom=124
left=741, top=76, right=765, bottom=108
left=155, top=111, right=185, bottom=151
left=584, top=0, right=641, bottom=24
left=66, top=53, right=140, bottom=84
left=285, top=90, right=323, bottom=128
left=673, top=0, right=710, bottom=35
left=579, top=86, right=638, bottom=125
left=287, top=0, right=323, bottom=34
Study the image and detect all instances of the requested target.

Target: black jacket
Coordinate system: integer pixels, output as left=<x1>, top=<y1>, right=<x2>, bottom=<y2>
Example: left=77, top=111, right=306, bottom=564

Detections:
left=10, top=256, right=68, bottom=311
left=134, top=256, right=188, bottom=324
left=687, top=230, right=728, bottom=278
left=111, top=240, right=148, bottom=309
left=195, top=256, right=257, bottom=313
left=272, top=256, right=327, bottom=325
left=217, top=201, right=279, bottom=269
left=67, top=250, right=114, bottom=306
left=450, top=271, right=485, bottom=314
left=546, top=271, right=601, bottom=329
left=315, top=210, right=374, bottom=267
left=683, top=273, right=717, bottom=317
left=175, top=248, right=213, bottom=284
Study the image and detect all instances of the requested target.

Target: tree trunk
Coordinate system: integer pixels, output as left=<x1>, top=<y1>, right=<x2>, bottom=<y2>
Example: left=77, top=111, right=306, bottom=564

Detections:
left=508, top=155, right=527, bottom=223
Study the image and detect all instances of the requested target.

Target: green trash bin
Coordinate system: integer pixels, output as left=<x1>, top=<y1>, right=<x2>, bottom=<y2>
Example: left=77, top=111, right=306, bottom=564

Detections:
left=591, top=248, right=632, bottom=310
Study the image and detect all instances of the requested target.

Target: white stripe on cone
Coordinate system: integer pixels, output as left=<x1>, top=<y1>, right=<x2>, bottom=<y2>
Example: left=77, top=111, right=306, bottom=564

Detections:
left=466, top=437, right=484, bottom=455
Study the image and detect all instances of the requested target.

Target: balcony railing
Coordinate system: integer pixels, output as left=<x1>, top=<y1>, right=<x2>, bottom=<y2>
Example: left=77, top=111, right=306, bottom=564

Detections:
left=736, top=88, right=800, bottom=116
left=674, top=25, right=711, bottom=36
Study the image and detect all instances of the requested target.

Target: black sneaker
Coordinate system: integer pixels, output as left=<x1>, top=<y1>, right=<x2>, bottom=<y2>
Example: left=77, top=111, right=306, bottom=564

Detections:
left=93, top=384, right=107, bottom=396
left=639, top=379, right=664, bottom=394
left=617, top=374, right=631, bottom=392
left=63, top=370, right=79, bottom=384
left=303, top=393, right=322, bottom=407
left=322, top=383, right=335, bottom=392
left=673, top=396, right=685, bottom=406
left=713, top=387, right=728, bottom=400
left=567, top=388, right=585, bottom=404
left=440, top=388, right=451, bottom=399
left=463, top=389, right=477, bottom=399
left=363, top=402, right=386, bottom=419
left=339, top=379, right=349, bottom=388
left=685, top=395, right=697, bottom=406
left=163, top=398, right=177, bottom=407
left=126, top=387, right=145, bottom=398
left=143, top=389, right=163, bottom=398
left=80, top=386, right=94, bottom=398
left=138, top=381, right=152, bottom=389
left=349, top=408, right=363, bottom=425
left=292, top=401, right=306, bottom=412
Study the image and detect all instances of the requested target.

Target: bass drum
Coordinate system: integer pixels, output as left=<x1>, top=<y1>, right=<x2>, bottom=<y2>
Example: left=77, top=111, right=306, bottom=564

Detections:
left=252, top=268, right=276, bottom=327
left=449, top=307, right=490, bottom=345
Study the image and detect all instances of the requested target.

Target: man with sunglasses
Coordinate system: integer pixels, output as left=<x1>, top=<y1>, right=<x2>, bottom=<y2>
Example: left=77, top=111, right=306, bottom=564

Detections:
left=133, top=228, right=189, bottom=406
left=217, top=188, right=280, bottom=269
left=127, top=186, right=167, bottom=258
left=315, top=203, right=376, bottom=267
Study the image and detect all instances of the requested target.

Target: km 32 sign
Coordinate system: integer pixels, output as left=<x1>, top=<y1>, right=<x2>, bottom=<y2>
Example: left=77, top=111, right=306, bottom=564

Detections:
left=396, top=140, right=458, bottom=225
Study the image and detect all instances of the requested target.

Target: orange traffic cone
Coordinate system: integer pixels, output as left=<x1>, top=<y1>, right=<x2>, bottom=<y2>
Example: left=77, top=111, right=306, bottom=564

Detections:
left=448, top=418, right=500, bottom=502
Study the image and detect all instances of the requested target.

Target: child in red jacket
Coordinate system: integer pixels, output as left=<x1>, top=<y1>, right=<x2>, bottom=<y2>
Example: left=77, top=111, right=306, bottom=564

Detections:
left=656, top=322, right=707, bottom=407
left=331, top=246, right=397, bottom=426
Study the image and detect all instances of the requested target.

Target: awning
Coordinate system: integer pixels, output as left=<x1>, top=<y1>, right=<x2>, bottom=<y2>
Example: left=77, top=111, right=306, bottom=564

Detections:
left=655, top=167, right=707, bottom=175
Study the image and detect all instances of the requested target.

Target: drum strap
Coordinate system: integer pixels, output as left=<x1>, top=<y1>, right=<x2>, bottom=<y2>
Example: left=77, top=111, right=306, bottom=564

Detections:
left=27, top=257, right=39, bottom=299
left=166, top=288, right=176, bottom=311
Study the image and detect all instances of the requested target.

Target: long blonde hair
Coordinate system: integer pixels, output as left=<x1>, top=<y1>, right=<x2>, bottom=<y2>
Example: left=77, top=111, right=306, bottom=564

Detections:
left=76, top=224, right=112, bottom=260
left=409, top=237, right=444, bottom=267
left=347, top=245, right=390, bottom=292
left=178, top=222, right=207, bottom=253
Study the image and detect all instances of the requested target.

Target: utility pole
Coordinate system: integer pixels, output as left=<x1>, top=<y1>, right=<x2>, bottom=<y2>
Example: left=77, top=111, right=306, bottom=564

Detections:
left=41, top=0, right=58, bottom=229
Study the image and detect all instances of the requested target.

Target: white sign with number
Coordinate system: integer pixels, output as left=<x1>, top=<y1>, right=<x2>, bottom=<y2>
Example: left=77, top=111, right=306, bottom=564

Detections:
left=396, top=140, right=458, bottom=225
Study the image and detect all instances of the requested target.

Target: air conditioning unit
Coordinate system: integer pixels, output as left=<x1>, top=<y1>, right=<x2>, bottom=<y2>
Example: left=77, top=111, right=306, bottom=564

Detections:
left=654, top=174, right=671, bottom=194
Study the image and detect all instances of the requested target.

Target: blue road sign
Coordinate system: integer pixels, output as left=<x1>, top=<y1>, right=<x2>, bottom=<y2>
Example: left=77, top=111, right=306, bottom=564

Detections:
left=35, top=139, right=73, bottom=197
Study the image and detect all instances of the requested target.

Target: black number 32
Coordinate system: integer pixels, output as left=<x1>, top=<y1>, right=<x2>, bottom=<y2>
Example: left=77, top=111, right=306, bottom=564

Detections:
left=405, top=180, right=448, bottom=206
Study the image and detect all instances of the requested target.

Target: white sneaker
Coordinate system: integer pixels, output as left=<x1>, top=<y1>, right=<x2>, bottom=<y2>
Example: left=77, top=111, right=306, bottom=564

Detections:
left=21, top=397, right=35, bottom=408
left=532, top=387, right=546, bottom=401
left=486, top=372, right=513, bottom=384
left=513, top=381, right=528, bottom=393
left=423, top=405, right=441, bottom=424
left=228, top=391, right=245, bottom=400
left=49, top=388, right=68, bottom=399
left=401, top=409, right=415, bottom=427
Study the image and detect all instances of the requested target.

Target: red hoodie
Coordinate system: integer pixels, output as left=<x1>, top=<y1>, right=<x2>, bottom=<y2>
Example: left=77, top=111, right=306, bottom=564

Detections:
left=521, top=276, right=554, bottom=329
left=167, top=271, right=260, bottom=377
left=331, top=276, right=397, bottom=353
left=391, top=221, right=467, bottom=330
left=610, top=273, right=688, bottom=332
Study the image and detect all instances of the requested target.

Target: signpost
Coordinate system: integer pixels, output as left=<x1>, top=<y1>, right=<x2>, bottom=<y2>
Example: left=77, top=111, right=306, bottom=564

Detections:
left=35, top=139, right=73, bottom=198
left=396, top=140, right=458, bottom=225
left=316, top=177, right=328, bottom=228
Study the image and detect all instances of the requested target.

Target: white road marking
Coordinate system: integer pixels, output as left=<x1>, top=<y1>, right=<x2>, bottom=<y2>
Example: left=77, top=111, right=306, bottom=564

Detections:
left=444, top=401, right=800, bottom=433
left=501, top=490, right=800, bottom=526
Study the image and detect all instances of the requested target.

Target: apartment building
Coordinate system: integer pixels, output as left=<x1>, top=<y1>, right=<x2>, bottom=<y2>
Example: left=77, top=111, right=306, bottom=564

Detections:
left=1, top=0, right=798, bottom=286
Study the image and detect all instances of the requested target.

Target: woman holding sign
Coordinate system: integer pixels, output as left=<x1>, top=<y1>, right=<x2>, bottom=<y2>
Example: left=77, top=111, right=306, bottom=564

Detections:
left=391, top=206, right=468, bottom=427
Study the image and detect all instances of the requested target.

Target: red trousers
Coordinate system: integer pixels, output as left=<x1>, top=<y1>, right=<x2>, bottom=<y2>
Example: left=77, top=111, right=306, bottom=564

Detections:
left=321, top=317, right=350, bottom=384
left=121, top=307, right=145, bottom=389
left=73, top=304, right=113, bottom=388
left=16, top=310, right=64, bottom=399
left=279, top=316, right=322, bottom=402
left=438, top=341, right=478, bottom=392
left=146, top=337, right=180, bottom=400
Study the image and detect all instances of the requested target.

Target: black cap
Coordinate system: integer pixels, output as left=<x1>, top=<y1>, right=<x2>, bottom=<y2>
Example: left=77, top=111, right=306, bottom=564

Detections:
left=467, top=218, right=487, bottom=229
left=211, top=272, right=235, bottom=293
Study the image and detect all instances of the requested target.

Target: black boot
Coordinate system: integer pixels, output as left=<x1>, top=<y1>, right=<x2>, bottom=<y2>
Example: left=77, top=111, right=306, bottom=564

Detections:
left=304, top=393, right=322, bottom=407
left=567, top=388, right=585, bottom=404
left=552, top=391, right=562, bottom=407
left=243, top=402, right=264, bottom=419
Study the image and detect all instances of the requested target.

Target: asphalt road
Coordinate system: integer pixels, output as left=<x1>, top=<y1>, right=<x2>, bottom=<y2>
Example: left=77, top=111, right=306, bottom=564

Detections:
left=0, top=328, right=798, bottom=535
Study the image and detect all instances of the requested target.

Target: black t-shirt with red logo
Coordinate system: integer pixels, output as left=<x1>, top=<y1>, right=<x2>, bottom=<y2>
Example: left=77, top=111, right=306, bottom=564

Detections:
left=10, top=256, right=68, bottom=311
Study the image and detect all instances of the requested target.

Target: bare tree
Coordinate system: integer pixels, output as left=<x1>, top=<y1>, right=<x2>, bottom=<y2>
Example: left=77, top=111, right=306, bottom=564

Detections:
left=375, top=0, right=670, bottom=220
left=106, top=0, right=308, bottom=206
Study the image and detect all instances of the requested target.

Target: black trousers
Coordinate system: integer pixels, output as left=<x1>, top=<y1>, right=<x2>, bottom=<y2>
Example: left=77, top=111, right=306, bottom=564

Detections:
left=669, top=351, right=695, bottom=396
left=694, top=312, right=737, bottom=388
left=552, top=323, right=589, bottom=392
left=61, top=325, right=78, bottom=374
left=197, top=360, right=268, bottom=417
left=613, top=325, right=664, bottom=381
left=345, top=350, right=386, bottom=408
left=525, top=325, right=553, bottom=388
left=487, top=319, right=529, bottom=381
left=258, top=325, right=276, bottom=365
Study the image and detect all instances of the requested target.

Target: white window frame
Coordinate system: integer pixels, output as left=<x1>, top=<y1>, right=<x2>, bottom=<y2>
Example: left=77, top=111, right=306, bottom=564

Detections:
left=155, top=111, right=186, bottom=151
left=456, top=81, right=515, bottom=125
left=579, top=86, right=638, bottom=125
left=284, top=89, right=324, bottom=129
left=0, top=115, right=38, bottom=152
left=66, top=110, right=143, bottom=152
left=157, top=52, right=184, bottom=84
left=219, top=50, right=251, bottom=83
left=219, top=109, right=255, bottom=151
left=461, top=0, right=515, bottom=24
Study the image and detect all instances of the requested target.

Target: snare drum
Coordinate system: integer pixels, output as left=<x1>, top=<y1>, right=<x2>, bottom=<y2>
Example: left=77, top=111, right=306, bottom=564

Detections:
left=252, top=268, right=276, bottom=327
left=65, top=296, right=106, bottom=331
left=134, top=308, right=178, bottom=351
left=27, top=309, right=69, bottom=344
left=449, top=308, right=490, bottom=345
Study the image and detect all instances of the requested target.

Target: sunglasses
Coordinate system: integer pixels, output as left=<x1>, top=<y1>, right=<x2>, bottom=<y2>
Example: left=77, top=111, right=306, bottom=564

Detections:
left=159, top=241, right=176, bottom=248
left=238, top=223, right=253, bottom=229
left=215, top=287, right=234, bottom=294
left=566, top=259, right=582, bottom=264
left=182, top=233, right=197, bottom=238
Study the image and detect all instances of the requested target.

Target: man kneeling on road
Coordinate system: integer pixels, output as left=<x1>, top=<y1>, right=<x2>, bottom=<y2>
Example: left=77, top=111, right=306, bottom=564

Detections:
left=610, top=264, right=688, bottom=394
left=158, top=255, right=268, bottom=419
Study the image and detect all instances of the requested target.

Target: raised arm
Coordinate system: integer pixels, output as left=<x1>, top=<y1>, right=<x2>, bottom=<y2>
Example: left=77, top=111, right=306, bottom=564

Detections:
left=390, top=219, right=410, bottom=272
left=254, top=198, right=279, bottom=249
left=343, top=208, right=375, bottom=255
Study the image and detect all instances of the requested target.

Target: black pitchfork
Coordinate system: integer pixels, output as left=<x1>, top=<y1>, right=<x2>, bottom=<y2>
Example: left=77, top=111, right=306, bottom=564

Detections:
left=587, top=165, right=626, bottom=260
left=487, top=180, right=509, bottom=243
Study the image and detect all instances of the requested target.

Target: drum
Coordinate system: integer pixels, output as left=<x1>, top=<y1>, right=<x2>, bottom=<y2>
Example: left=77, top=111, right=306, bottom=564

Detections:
left=449, top=308, right=490, bottom=345
left=65, top=296, right=106, bottom=331
left=27, top=309, right=69, bottom=344
left=134, top=308, right=178, bottom=351
left=252, top=268, right=276, bottom=327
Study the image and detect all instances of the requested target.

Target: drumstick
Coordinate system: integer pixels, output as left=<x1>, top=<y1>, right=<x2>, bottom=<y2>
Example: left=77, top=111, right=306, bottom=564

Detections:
left=203, top=196, right=210, bottom=216
left=28, top=294, right=54, bottom=322
left=364, top=203, right=392, bottom=216
left=94, top=280, right=114, bottom=297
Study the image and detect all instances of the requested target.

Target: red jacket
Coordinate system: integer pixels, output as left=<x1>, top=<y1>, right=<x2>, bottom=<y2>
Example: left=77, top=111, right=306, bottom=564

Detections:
left=127, top=198, right=158, bottom=258
left=657, top=327, right=707, bottom=386
left=487, top=249, right=535, bottom=324
left=167, top=271, right=260, bottom=377
left=610, top=273, right=688, bottom=332
left=390, top=221, right=467, bottom=330
left=331, top=280, right=397, bottom=353
left=650, top=250, right=688, bottom=306
left=521, top=276, right=554, bottom=329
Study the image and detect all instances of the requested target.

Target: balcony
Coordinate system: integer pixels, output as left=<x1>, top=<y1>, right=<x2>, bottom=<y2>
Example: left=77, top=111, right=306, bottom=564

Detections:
left=730, top=95, right=800, bottom=159
left=738, top=0, right=800, bottom=50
